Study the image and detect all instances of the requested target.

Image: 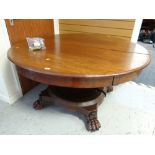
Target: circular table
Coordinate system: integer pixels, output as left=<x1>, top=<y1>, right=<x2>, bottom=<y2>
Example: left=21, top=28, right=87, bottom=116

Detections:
left=8, top=34, right=150, bottom=132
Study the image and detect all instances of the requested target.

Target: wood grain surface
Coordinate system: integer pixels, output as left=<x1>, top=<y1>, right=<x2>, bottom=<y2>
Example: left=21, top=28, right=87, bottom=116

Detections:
left=59, top=19, right=135, bottom=40
left=8, top=33, right=150, bottom=88
left=5, top=19, right=54, bottom=45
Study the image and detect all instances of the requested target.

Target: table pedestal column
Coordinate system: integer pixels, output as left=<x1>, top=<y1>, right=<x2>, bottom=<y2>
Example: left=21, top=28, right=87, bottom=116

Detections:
left=33, top=86, right=112, bottom=131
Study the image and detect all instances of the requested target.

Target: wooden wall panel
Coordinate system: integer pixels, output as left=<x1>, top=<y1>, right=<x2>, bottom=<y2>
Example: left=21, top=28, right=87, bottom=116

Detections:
left=5, top=19, right=54, bottom=45
left=5, top=19, right=54, bottom=94
left=60, top=19, right=135, bottom=29
left=60, top=30, right=131, bottom=41
left=59, top=19, right=135, bottom=40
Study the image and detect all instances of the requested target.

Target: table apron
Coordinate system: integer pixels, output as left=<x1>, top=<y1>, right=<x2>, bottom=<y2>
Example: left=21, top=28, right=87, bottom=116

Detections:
left=113, top=70, right=141, bottom=85
left=16, top=66, right=114, bottom=88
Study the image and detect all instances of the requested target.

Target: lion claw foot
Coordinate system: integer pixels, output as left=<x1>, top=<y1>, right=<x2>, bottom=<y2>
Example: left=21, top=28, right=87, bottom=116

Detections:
left=87, top=119, right=101, bottom=131
left=33, top=100, right=44, bottom=110
left=87, top=112, right=101, bottom=131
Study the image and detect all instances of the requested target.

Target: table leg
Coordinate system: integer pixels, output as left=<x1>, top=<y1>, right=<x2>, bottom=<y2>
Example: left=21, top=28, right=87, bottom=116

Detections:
left=81, top=104, right=101, bottom=131
left=107, top=86, right=113, bottom=92
left=33, top=88, right=52, bottom=110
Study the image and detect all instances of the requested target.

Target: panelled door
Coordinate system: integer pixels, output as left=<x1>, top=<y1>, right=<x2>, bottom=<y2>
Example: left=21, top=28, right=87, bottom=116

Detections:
left=5, top=19, right=54, bottom=94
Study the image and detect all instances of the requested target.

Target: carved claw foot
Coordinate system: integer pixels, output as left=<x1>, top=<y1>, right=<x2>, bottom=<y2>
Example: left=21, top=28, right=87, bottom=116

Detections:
left=33, top=89, right=52, bottom=110
left=87, top=112, right=101, bottom=131
left=33, top=100, right=44, bottom=110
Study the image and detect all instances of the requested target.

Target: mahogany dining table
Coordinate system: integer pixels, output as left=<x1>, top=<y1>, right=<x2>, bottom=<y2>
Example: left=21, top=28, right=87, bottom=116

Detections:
left=8, top=34, right=150, bottom=132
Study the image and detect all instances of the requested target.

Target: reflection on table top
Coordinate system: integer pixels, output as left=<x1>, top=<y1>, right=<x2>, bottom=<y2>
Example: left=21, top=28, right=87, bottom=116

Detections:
left=8, top=33, right=150, bottom=78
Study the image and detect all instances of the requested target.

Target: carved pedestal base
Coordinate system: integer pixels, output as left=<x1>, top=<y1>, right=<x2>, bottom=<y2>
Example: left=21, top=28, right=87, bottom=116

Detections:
left=33, top=86, right=111, bottom=132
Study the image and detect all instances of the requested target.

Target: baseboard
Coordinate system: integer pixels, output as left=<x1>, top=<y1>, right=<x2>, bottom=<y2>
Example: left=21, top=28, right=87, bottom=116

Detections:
left=0, top=93, right=10, bottom=103
left=0, top=91, right=23, bottom=104
left=9, top=91, right=23, bottom=104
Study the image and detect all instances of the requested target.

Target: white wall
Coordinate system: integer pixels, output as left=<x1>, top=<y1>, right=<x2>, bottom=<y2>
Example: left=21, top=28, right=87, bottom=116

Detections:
left=0, top=73, right=9, bottom=102
left=0, top=19, right=23, bottom=104
left=131, top=19, right=143, bottom=43
left=54, top=19, right=59, bottom=34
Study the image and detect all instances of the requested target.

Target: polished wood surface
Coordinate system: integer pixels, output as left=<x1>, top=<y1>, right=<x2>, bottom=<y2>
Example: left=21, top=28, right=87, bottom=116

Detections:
left=8, top=33, right=150, bottom=88
left=5, top=19, right=54, bottom=94
left=59, top=19, right=135, bottom=40
left=5, top=19, right=54, bottom=45
left=60, top=19, right=135, bottom=29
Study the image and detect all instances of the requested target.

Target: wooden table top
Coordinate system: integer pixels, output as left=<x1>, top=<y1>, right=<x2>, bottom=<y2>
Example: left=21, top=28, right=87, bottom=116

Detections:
left=8, top=33, right=150, bottom=77
left=8, top=33, right=151, bottom=88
